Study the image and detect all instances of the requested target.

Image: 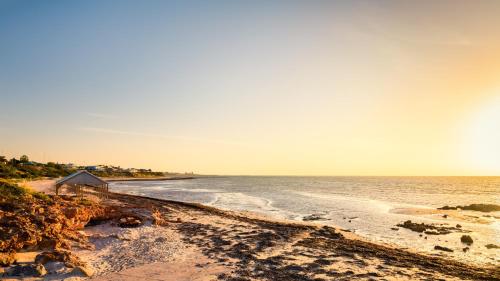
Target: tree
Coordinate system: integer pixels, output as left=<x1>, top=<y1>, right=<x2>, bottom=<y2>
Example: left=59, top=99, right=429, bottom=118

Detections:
left=0, top=156, right=6, bottom=163
left=20, top=155, right=29, bottom=163
left=9, top=158, right=19, bottom=166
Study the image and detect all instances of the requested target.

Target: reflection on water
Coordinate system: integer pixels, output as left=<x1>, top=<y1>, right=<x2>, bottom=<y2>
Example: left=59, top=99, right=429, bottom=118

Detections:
left=110, top=176, right=500, bottom=266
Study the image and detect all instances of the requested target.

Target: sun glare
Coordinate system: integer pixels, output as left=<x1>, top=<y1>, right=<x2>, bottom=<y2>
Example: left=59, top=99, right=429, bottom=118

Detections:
left=462, top=91, right=500, bottom=174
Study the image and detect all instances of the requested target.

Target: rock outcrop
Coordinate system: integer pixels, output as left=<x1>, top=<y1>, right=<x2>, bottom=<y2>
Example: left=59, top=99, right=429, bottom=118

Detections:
left=396, top=220, right=464, bottom=235
left=0, top=180, right=105, bottom=253
left=438, top=204, right=500, bottom=213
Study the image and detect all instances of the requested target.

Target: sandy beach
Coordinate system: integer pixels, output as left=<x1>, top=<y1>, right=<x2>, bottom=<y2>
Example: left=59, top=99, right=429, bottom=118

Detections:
left=2, top=181, right=497, bottom=281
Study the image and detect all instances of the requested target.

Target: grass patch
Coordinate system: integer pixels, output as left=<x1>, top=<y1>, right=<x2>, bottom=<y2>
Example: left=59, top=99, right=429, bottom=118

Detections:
left=0, top=179, right=51, bottom=202
left=0, top=179, right=30, bottom=199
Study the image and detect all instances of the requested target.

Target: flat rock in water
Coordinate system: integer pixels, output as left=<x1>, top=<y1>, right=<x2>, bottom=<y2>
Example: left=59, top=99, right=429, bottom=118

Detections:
left=303, top=214, right=326, bottom=221
left=397, top=220, right=461, bottom=235
left=460, top=235, right=473, bottom=245
left=434, top=245, right=453, bottom=252
left=438, top=204, right=500, bottom=212
left=485, top=244, right=499, bottom=249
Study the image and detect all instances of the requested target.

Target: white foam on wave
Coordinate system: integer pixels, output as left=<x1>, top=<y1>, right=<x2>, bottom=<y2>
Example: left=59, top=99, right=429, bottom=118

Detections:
left=290, top=190, right=394, bottom=213
left=210, top=192, right=297, bottom=220
left=110, top=182, right=221, bottom=193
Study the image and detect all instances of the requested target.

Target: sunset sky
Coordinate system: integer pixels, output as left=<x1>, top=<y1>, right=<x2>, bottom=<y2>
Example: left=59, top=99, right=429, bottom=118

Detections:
left=1, top=0, right=500, bottom=175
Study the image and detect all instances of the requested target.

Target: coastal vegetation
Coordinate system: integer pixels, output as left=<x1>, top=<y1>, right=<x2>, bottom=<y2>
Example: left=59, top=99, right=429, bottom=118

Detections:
left=0, top=178, right=50, bottom=202
left=0, top=155, right=165, bottom=179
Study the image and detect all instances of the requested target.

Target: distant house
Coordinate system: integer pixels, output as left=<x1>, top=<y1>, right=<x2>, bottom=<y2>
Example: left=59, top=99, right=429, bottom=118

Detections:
left=55, top=170, right=109, bottom=197
left=19, top=161, right=37, bottom=166
left=85, top=166, right=98, bottom=171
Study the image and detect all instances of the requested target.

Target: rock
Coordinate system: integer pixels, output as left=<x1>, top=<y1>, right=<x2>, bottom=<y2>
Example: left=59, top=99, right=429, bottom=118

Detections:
left=391, top=227, right=399, bottom=231
left=456, top=224, right=462, bottom=228
left=7, top=264, right=47, bottom=277
left=44, top=261, right=67, bottom=274
left=118, top=216, right=143, bottom=228
left=397, top=220, right=460, bottom=235
left=460, top=235, right=473, bottom=245
left=485, top=244, right=499, bottom=249
left=442, top=214, right=448, bottom=218
left=434, top=245, right=453, bottom=252
left=63, top=207, right=79, bottom=219
left=397, top=220, right=427, bottom=232
left=463, top=247, right=469, bottom=252
left=0, top=252, right=16, bottom=266
left=35, top=250, right=83, bottom=267
left=303, top=214, right=324, bottom=221
left=438, top=204, right=500, bottom=213
left=72, top=265, right=94, bottom=277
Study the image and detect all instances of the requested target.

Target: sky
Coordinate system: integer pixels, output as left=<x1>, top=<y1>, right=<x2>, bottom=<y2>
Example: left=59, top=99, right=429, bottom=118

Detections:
left=1, top=0, right=500, bottom=176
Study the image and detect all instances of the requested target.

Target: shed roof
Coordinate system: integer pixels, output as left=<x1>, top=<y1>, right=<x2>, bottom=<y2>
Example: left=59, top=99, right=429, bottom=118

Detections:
left=56, top=170, right=108, bottom=187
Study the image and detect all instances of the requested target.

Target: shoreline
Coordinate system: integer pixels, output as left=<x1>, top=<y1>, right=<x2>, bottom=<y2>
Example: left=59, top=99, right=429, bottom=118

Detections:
left=8, top=182, right=499, bottom=281
left=92, top=192, right=500, bottom=280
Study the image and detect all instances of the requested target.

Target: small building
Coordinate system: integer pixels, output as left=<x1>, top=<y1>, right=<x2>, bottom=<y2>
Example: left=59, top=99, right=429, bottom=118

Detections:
left=55, top=170, right=109, bottom=197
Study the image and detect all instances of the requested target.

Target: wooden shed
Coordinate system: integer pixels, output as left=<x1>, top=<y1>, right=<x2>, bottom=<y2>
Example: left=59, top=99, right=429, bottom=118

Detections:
left=55, top=170, right=109, bottom=197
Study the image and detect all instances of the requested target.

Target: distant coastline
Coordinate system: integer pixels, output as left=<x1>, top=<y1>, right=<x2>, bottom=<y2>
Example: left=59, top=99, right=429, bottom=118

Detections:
left=105, top=176, right=197, bottom=182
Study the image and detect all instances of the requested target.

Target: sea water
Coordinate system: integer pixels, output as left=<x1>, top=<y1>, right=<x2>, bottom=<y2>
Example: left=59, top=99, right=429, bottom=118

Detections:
left=109, top=176, right=499, bottom=266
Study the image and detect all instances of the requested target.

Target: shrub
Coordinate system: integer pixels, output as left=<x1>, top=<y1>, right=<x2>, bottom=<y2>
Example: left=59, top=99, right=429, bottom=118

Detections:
left=0, top=179, right=50, bottom=202
left=0, top=179, right=30, bottom=198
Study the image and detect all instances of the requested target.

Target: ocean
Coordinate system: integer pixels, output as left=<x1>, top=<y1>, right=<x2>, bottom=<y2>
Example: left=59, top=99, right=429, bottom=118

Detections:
left=109, top=176, right=499, bottom=266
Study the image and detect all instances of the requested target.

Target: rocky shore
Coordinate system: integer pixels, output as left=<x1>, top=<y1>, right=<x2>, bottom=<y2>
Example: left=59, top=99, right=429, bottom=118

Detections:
left=1, top=181, right=499, bottom=280
left=438, top=204, right=500, bottom=213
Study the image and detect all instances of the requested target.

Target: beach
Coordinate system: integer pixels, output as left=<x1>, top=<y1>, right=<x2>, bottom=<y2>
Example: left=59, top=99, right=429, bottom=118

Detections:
left=3, top=180, right=498, bottom=281
left=109, top=176, right=500, bottom=267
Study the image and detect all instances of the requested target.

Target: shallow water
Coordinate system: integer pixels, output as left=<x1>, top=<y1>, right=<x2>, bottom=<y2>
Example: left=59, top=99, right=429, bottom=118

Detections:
left=110, top=176, right=500, bottom=266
